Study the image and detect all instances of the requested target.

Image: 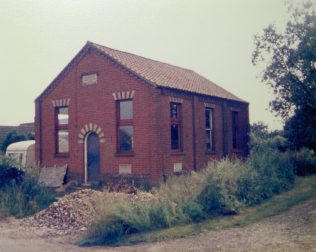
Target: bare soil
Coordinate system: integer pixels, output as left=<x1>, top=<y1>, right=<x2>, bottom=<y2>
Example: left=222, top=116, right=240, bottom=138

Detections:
left=0, top=199, right=315, bottom=252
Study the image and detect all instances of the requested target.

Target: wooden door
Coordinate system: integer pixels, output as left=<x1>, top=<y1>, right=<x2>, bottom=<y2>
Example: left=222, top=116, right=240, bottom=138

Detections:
left=87, top=132, right=100, bottom=182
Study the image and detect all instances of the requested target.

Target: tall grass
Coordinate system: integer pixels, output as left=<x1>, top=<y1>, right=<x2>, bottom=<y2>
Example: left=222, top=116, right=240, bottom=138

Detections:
left=83, top=126, right=304, bottom=245
left=0, top=155, right=56, bottom=218
left=85, top=157, right=295, bottom=245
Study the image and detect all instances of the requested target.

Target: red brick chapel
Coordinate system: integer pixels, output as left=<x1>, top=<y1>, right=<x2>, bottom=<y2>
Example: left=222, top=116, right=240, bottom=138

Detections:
left=35, top=42, right=249, bottom=184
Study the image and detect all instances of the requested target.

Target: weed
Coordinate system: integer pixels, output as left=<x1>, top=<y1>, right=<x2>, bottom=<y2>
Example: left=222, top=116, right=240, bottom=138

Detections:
left=0, top=155, right=56, bottom=218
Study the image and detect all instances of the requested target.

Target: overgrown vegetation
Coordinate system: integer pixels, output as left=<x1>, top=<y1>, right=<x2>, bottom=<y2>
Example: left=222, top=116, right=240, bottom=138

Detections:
left=86, top=174, right=316, bottom=246
left=0, top=155, right=56, bottom=218
left=83, top=123, right=315, bottom=246
left=80, top=1, right=316, bottom=245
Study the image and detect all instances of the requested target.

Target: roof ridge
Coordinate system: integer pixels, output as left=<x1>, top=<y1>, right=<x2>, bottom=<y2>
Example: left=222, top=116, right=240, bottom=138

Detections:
left=88, top=41, right=195, bottom=73
left=37, top=41, right=246, bottom=103
left=88, top=41, right=245, bottom=103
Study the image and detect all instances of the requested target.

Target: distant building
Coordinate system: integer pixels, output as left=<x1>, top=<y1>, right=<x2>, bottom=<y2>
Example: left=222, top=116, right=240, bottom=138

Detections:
left=0, top=123, right=34, bottom=145
left=35, top=42, right=249, bottom=184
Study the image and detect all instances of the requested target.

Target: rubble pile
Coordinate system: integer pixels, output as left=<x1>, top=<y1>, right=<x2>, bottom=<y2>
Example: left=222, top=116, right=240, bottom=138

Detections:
left=108, top=179, right=138, bottom=194
left=107, top=190, right=156, bottom=203
left=26, top=189, right=102, bottom=235
left=24, top=187, right=156, bottom=236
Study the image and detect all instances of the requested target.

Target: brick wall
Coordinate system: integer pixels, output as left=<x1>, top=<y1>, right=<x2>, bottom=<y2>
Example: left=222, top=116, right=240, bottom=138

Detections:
left=36, top=50, right=160, bottom=183
left=36, top=50, right=249, bottom=184
left=156, top=89, right=249, bottom=178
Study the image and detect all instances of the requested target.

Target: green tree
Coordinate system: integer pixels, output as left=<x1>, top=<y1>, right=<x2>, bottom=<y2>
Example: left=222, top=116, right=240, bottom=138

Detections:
left=252, top=1, right=316, bottom=118
left=252, top=1, right=316, bottom=150
left=250, top=122, right=287, bottom=153
left=0, top=131, right=35, bottom=153
left=284, top=105, right=316, bottom=151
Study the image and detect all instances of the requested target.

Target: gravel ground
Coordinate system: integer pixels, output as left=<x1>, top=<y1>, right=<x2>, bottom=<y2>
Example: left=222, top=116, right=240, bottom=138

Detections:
left=0, top=199, right=315, bottom=252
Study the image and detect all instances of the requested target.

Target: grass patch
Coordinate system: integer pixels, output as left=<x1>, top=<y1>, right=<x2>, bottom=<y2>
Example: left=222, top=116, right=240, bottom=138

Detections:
left=0, top=155, right=56, bottom=218
left=81, top=126, right=316, bottom=246
left=80, top=175, right=316, bottom=246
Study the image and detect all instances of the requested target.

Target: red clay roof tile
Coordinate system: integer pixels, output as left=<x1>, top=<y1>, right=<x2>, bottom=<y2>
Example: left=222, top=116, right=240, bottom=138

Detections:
left=89, top=42, right=245, bottom=102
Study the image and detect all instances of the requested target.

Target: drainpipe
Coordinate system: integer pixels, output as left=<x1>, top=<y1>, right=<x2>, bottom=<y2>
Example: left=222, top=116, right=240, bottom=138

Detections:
left=191, top=95, right=197, bottom=170
left=37, top=98, right=43, bottom=165
left=222, top=102, right=228, bottom=157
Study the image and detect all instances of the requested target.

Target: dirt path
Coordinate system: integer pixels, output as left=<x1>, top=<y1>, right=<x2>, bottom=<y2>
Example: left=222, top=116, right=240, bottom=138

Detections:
left=1, top=199, right=316, bottom=252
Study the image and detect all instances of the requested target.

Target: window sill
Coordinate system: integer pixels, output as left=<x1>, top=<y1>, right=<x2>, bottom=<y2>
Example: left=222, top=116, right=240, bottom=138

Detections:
left=233, top=149, right=242, bottom=154
left=115, top=152, right=135, bottom=157
left=205, top=151, right=216, bottom=155
left=170, top=151, right=185, bottom=156
left=55, top=153, right=69, bottom=158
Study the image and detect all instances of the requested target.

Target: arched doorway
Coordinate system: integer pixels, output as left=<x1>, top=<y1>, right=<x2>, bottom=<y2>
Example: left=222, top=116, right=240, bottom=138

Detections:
left=84, top=132, right=100, bottom=184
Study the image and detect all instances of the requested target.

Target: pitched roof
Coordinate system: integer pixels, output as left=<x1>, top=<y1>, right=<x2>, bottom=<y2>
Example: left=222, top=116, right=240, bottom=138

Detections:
left=38, top=42, right=246, bottom=103
left=89, top=42, right=245, bottom=102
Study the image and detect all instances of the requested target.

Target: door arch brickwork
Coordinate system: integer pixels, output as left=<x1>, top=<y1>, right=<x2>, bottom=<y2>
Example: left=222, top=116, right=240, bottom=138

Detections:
left=77, top=123, right=105, bottom=143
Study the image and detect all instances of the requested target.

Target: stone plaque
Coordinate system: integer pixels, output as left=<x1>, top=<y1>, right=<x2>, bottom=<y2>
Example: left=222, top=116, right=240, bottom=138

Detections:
left=173, top=163, right=183, bottom=172
left=119, top=164, right=132, bottom=174
left=82, top=73, right=97, bottom=85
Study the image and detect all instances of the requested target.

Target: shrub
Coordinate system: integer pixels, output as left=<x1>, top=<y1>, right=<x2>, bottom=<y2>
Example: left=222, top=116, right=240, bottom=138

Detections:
left=88, top=155, right=296, bottom=244
left=0, top=164, right=24, bottom=188
left=158, top=171, right=206, bottom=204
left=236, top=165, right=262, bottom=205
left=250, top=152, right=294, bottom=197
left=291, top=148, right=316, bottom=175
left=88, top=194, right=151, bottom=244
left=197, top=178, right=223, bottom=215
left=0, top=156, right=56, bottom=218
left=86, top=123, right=298, bottom=245
left=236, top=125, right=295, bottom=206
left=178, top=201, right=205, bottom=222
left=148, top=201, right=178, bottom=228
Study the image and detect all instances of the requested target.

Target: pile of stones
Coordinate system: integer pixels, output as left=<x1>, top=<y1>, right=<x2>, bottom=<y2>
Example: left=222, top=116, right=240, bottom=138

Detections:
left=25, top=189, right=102, bottom=235
left=24, top=187, right=155, bottom=236
left=108, top=179, right=138, bottom=194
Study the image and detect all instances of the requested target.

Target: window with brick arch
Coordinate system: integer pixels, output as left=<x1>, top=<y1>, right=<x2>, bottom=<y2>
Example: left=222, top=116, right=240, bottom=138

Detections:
left=170, top=102, right=182, bottom=150
left=205, top=108, right=215, bottom=152
left=117, top=100, right=134, bottom=153
left=232, top=111, right=239, bottom=149
left=55, top=107, right=69, bottom=155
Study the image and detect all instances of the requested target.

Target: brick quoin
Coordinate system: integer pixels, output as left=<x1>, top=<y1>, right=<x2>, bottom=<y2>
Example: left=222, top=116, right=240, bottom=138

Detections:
left=35, top=42, right=249, bottom=185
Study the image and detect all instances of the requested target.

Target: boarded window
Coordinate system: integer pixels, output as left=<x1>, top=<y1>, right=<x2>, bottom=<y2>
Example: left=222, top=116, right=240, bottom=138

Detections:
left=119, top=100, right=133, bottom=120
left=58, top=107, right=69, bottom=125
left=58, top=130, right=69, bottom=153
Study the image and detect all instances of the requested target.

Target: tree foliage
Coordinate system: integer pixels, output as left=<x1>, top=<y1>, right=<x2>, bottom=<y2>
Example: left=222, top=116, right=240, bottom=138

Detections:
left=284, top=105, right=316, bottom=151
left=252, top=1, right=316, bottom=119
left=250, top=122, right=288, bottom=153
